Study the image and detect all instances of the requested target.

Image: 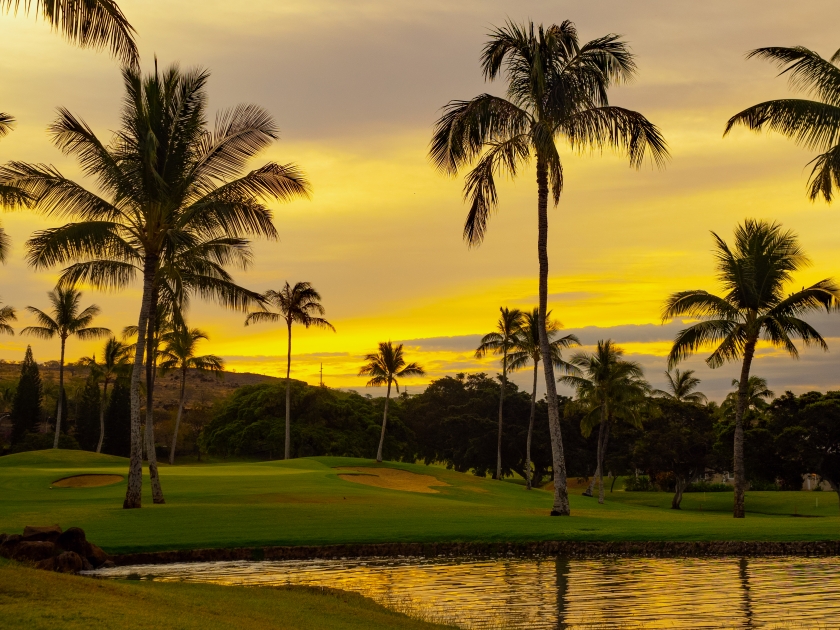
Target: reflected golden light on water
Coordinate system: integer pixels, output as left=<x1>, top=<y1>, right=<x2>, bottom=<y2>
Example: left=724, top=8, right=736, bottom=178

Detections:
left=94, top=556, right=840, bottom=629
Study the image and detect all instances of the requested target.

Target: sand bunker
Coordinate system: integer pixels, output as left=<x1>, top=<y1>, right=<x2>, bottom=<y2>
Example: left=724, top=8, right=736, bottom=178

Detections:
left=336, top=467, right=449, bottom=494
left=52, top=474, right=124, bottom=488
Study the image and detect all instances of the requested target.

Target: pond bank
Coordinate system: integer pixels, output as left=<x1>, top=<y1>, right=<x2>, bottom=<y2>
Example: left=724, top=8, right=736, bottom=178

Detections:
left=112, top=539, right=840, bottom=566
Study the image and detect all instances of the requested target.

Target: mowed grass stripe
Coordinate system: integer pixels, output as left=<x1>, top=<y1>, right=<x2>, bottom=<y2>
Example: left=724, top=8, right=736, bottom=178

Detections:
left=0, top=450, right=838, bottom=554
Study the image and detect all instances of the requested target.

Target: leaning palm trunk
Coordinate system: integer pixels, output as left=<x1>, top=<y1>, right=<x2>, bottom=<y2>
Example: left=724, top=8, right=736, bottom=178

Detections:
left=376, top=380, right=392, bottom=463
left=733, top=339, right=757, bottom=518
left=169, top=366, right=187, bottom=465
left=537, top=158, right=570, bottom=516
left=145, top=292, right=164, bottom=503
left=583, top=418, right=606, bottom=497
left=597, top=420, right=612, bottom=504
left=53, top=338, right=66, bottom=448
left=124, top=258, right=155, bottom=509
left=285, top=320, right=292, bottom=460
left=496, top=354, right=507, bottom=480
left=96, top=377, right=111, bottom=453
left=672, top=476, right=687, bottom=509
left=525, top=362, right=538, bottom=490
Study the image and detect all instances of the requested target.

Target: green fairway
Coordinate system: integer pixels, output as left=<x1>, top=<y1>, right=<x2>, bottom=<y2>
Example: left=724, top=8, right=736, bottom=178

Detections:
left=0, top=450, right=838, bottom=554
left=0, top=558, right=451, bottom=630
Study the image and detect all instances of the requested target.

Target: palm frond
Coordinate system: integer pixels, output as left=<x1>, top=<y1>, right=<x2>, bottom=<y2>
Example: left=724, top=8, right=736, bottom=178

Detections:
left=724, top=99, right=840, bottom=152
left=667, top=319, right=741, bottom=368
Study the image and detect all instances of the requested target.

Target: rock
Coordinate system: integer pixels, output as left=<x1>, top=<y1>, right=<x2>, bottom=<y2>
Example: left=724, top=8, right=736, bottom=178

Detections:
left=37, top=551, right=86, bottom=574
left=0, top=534, right=21, bottom=558
left=0, top=533, right=6, bottom=546
left=55, top=527, right=88, bottom=556
left=99, top=560, right=116, bottom=569
left=23, top=525, right=62, bottom=537
left=86, top=543, right=109, bottom=568
left=11, top=541, right=56, bottom=562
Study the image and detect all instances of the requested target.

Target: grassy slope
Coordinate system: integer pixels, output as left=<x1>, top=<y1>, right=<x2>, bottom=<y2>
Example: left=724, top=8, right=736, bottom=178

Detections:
left=0, top=559, right=451, bottom=630
left=0, top=450, right=838, bottom=554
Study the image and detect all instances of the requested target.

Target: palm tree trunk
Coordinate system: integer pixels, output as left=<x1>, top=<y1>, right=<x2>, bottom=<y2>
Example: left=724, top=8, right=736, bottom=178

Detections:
left=145, top=290, right=165, bottom=503
left=53, top=337, right=66, bottom=449
left=597, top=419, right=611, bottom=504
left=525, top=361, right=538, bottom=490
left=169, top=366, right=187, bottom=465
left=124, top=255, right=155, bottom=509
left=584, top=417, right=606, bottom=497
left=672, top=476, right=686, bottom=509
left=96, top=377, right=110, bottom=454
left=496, top=353, right=506, bottom=480
left=285, top=319, right=292, bottom=460
left=733, top=338, right=757, bottom=518
left=536, top=156, right=570, bottom=516
left=376, top=380, right=392, bottom=463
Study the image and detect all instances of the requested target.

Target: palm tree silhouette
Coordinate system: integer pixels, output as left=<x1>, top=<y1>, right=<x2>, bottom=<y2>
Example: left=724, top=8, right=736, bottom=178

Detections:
left=653, top=369, right=708, bottom=404
left=508, top=308, right=579, bottom=489
left=1, top=0, right=137, bottom=66
left=725, top=46, right=840, bottom=202
left=246, top=282, right=335, bottom=460
left=476, top=307, right=524, bottom=480
left=0, top=114, right=26, bottom=258
left=4, top=64, right=309, bottom=508
left=430, top=20, right=668, bottom=515
left=22, top=287, right=109, bottom=448
left=663, top=219, right=838, bottom=518
left=359, top=341, right=425, bottom=463
left=158, top=325, right=223, bottom=465
left=0, top=297, right=16, bottom=336
left=79, top=337, right=131, bottom=453
left=561, top=340, right=649, bottom=503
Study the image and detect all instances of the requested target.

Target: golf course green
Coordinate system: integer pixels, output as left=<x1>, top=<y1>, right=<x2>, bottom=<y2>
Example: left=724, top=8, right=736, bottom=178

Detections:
left=1, top=450, right=838, bottom=554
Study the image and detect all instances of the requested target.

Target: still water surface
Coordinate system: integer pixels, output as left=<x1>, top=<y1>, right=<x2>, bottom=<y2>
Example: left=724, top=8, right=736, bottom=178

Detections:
left=92, top=556, right=840, bottom=629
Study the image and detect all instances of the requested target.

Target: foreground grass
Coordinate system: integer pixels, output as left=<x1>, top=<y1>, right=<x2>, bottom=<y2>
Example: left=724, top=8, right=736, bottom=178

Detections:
left=0, top=558, right=451, bottom=630
left=1, top=450, right=838, bottom=554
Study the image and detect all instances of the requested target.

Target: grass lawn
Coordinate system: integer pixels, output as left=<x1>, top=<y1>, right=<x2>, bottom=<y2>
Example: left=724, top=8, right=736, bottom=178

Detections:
left=0, top=450, right=838, bottom=554
left=0, top=558, right=451, bottom=630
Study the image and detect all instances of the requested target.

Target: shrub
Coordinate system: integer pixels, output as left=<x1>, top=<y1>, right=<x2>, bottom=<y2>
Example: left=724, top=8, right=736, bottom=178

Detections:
left=684, top=481, right=734, bottom=493
left=624, top=475, right=655, bottom=491
left=748, top=479, right=782, bottom=491
left=11, top=432, right=79, bottom=453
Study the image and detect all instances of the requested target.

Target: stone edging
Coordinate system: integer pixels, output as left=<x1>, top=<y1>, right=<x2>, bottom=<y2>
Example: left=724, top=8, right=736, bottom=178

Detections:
left=111, top=540, right=840, bottom=566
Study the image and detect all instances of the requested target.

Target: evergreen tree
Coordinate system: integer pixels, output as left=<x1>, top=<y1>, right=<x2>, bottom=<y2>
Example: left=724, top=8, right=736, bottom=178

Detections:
left=10, top=346, right=42, bottom=444
left=75, top=375, right=101, bottom=451
left=102, top=380, right=130, bottom=457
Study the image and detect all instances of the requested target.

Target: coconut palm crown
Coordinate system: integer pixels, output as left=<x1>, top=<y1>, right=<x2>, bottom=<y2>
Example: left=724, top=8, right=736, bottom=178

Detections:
left=430, top=20, right=668, bottom=516
left=725, top=46, right=840, bottom=202
left=653, top=369, right=708, bottom=404
left=662, top=219, right=839, bottom=518
left=359, top=341, right=425, bottom=463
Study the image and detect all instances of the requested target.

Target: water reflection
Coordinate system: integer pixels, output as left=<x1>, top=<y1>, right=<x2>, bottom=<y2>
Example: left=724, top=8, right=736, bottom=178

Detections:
left=92, top=556, right=840, bottom=629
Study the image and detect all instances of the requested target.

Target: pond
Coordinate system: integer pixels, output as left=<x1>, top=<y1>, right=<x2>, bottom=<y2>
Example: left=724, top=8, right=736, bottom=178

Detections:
left=91, top=555, right=840, bottom=629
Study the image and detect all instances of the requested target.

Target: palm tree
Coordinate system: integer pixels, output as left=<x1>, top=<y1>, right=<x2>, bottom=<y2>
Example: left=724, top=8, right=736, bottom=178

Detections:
left=721, top=376, right=774, bottom=428
left=430, top=20, right=668, bottom=515
left=2, top=64, right=310, bottom=509
left=724, top=46, right=840, bottom=202
left=0, top=114, right=26, bottom=258
left=245, top=282, right=334, bottom=460
left=560, top=340, right=649, bottom=503
left=79, top=337, right=130, bottom=453
left=1, top=0, right=137, bottom=66
left=475, top=307, right=524, bottom=480
left=663, top=219, right=838, bottom=518
left=158, top=325, right=223, bottom=465
left=0, top=298, right=16, bottom=336
left=359, top=341, right=425, bottom=463
left=653, top=369, right=708, bottom=404
left=21, top=287, right=109, bottom=448
left=507, top=308, right=579, bottom=488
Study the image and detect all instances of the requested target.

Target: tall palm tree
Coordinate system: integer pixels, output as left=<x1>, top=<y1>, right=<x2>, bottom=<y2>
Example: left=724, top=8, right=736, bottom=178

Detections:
left=663, top=219, right=838, bottom=518
left=475, top=307, right=524, bottom=480
left=0, top=298, right=16, bottom=336
left=3, top=64, right=310, bottom=508
left=430, top=20, right=668, bottom=515
left=245, top=282, right=334, bottom=460
left=21, top=287, right=109, bottom=448
left=724, top=46, right=840, bottom=202
left=359, top=341, right=425, bottom=463
left=508, top=308, right=579, bottom=489
left=560, top=340, right=649, bottom=503
left=653, top=369, right=708, bottom=404
left=1, top=0, right=137, bottom=66
left=158, top=325, right=223, bottom=465
left=79, top=337, right=130, bottom=453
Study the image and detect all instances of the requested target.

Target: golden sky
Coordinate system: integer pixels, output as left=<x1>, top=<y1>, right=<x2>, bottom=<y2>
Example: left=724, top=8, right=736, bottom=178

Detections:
left=1, top=0, right=840, bottom=400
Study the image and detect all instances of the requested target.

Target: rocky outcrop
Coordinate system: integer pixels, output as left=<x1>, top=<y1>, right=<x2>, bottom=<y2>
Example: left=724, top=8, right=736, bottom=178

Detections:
left=0, top=526, right=110, bottom=573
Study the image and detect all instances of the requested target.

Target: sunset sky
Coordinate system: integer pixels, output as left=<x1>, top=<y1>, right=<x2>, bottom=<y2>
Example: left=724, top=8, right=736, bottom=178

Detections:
left=1, top=0, right=839, bottom=400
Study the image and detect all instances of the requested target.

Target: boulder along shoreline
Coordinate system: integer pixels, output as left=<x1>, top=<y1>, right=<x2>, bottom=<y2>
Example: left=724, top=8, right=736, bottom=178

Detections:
left=111, top=540, right=840, bottom=566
